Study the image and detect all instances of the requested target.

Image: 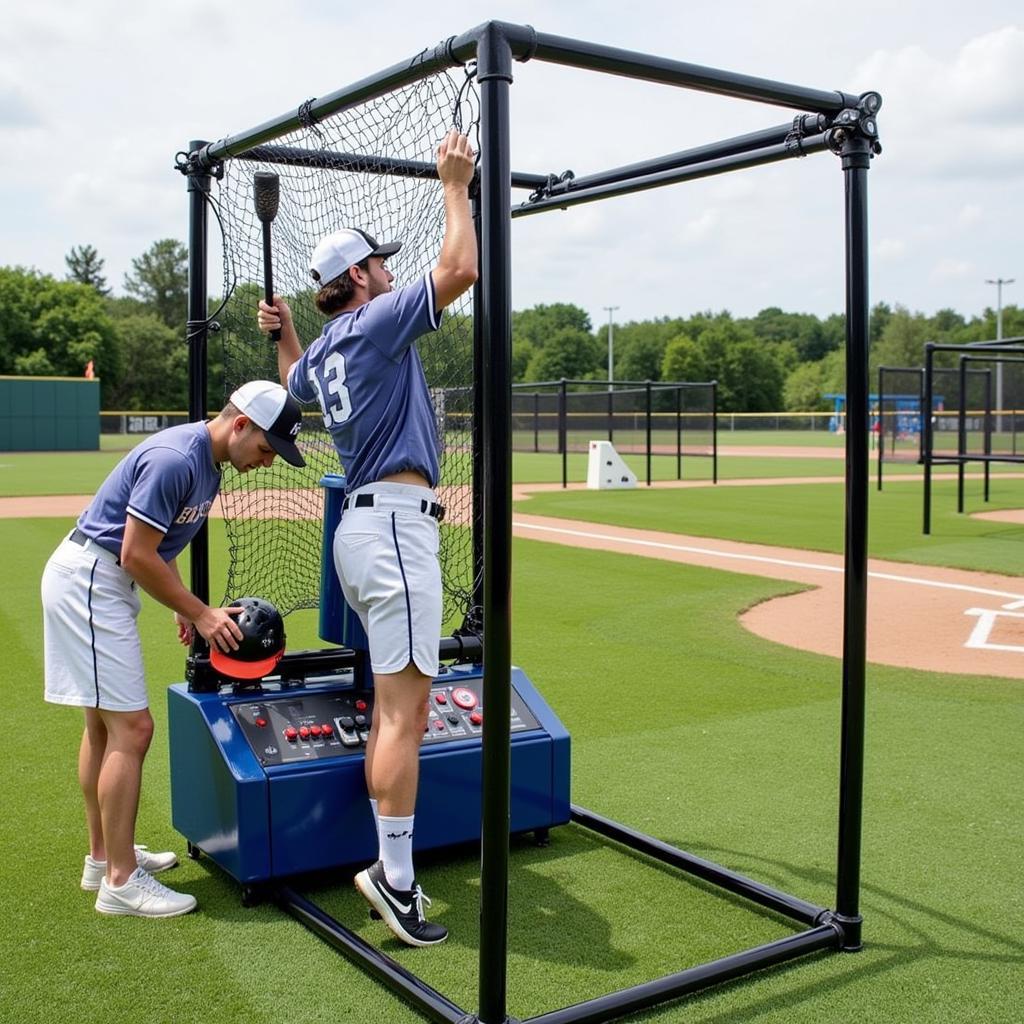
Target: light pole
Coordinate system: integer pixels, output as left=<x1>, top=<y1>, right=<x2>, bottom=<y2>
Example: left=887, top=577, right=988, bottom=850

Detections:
left=986, top=277, right=1015, bottom=431
left=603, top=305, right=619, bottom=385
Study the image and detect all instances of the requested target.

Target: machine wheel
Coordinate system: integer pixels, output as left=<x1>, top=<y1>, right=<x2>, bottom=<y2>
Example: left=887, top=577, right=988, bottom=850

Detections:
left=241, top=884, right=264, bottom=908
left=186, top=841, right=202, bottom=861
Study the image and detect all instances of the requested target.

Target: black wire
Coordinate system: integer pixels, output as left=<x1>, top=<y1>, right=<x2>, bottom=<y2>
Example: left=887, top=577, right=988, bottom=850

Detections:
left=184, top=187, right=238, bottom=343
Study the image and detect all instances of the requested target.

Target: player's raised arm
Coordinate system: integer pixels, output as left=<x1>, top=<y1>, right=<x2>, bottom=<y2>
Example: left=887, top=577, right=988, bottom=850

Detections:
left=257, top=295, right=303, bottom=387
left=430, top=130, right=478, bottom=310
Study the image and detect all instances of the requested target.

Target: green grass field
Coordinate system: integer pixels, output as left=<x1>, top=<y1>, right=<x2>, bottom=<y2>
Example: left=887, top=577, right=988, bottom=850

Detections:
left=3, top=438, right=1022, bottom=1024
left=6, top=445, right=1018, bottom=497
left=514, top=477, right=1024, bottom=576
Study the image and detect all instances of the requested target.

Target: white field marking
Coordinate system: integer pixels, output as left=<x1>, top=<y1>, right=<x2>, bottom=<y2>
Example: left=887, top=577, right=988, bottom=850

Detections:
left=1002, top=599, right=1024, bottom=611
left=512, top=520, right=1024, bottom=603
left=964, top=608, right=1024, bottom=653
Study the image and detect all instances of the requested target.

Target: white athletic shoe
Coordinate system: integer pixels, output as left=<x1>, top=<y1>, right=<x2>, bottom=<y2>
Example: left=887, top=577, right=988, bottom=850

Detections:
left=95, top=868, right=197, bottom=918
left=81, top=846, right=179, bottom=891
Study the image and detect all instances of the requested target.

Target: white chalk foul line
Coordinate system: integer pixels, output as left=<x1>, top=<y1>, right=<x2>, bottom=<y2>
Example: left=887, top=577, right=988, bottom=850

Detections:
left=964, top=608, right=1024, bottom=653
left=513, top=520, right=1024, bottom=603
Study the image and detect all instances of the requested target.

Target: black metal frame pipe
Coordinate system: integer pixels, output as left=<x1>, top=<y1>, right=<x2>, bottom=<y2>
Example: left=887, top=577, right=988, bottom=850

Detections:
left=571, top=806, right=827, bottom=924
left=923, top=345, right=935, bottom=534
left=928, top=342, right=1024, bottom=354
left=957, top=357, right=968, bottom=513
left=541, top=118, right=827, bottom=197
left=514, top=379, right=714, bottom=389
left=470, top=191, right=486, bottom=626
left=234, top=144, right=549, bottom=192
left=468, top=24, right=859, bottom=112
left=197, top=41, right=461, bottom=169
left=185, top=140, right=212, bottom=613
left=276, top=887, right=467, bottom=1024
left=712, top=382, right=718, bottom=484
left=834, top=136, right=871, bottom=951
left=523, top=925, right=841, bottom=1024
left=512, top=136, right=830, bottom=218
left=876, top=366, right=885, bottom=492
left=476, top=25, right=515, bottom=1024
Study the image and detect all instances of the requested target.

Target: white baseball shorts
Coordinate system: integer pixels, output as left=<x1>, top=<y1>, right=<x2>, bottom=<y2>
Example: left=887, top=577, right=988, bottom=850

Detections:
left=333, top=483, right=442, bottom=678
left=42, top=536, right=148, bottom=712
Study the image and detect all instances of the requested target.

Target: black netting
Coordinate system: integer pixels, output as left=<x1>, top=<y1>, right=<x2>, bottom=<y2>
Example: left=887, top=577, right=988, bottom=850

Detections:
left=877, top=367, right=923, bottom=464
left=209, top=70, right=479, bottom=628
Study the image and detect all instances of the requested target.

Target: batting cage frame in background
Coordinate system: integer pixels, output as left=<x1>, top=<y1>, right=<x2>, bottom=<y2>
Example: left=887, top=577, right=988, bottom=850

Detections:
left=876, top=364, right=991, bottom=491
left=510, top=378, right=718, bottom=486
left=177, top=21, right=880, bottom=1024
left=922, top=337, right=1024, bottom=534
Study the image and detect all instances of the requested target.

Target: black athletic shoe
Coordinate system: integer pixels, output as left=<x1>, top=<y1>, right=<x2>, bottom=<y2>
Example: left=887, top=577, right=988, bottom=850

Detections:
left=354, top=860, right=448, bottom=947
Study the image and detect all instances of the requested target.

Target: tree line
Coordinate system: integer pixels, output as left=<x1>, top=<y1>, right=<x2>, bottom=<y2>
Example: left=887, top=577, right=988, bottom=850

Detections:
left=1, top=242, right=1020, bottom=413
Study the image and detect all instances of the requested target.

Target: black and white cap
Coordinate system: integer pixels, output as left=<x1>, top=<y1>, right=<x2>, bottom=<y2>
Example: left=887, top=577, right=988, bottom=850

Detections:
left=229, top=380, right=306, bottom=468
left=309, top=228, right=402, bottom=286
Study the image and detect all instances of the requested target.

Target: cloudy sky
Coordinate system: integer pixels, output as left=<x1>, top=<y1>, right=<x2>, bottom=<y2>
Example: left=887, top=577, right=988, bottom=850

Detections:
left=2, top=1, right=1021, bottom=331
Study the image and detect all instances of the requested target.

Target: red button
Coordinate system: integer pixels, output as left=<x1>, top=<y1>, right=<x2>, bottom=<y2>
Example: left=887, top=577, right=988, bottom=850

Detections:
left=433, top=720, right=446, bottom=730
left=355, top=700, right=368, bottom=712
left=284, top=727, right=298, bottom=741
left=434, top=693, right=448, bottom=704
left=299, top=726, right=310, bottom=739
left=469, top=712, right=483, bottom=726
left=452, top=687, right=477, bottom=710
left=310, top=725, right=322, bottom=737
left=255, top=717, right=267, bottom=727
left=321, top=723, right=334, bottom=736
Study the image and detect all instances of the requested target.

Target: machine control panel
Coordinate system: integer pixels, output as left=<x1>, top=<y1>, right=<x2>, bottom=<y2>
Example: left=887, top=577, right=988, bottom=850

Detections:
left=231, top=680, right=541, bottom=767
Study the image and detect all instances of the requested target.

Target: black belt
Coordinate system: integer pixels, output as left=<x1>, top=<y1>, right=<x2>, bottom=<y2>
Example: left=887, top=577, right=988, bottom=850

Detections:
left=69, top=527, right=122, bottom=565
left=341, top=493, right=445, bottom=521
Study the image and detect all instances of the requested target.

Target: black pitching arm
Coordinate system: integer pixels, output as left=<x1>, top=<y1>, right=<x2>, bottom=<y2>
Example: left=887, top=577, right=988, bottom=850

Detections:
left=253, top=172, right=281, bottom=341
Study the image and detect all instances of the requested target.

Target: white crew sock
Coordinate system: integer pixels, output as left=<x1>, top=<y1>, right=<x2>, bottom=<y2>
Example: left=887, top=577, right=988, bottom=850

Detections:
left=378, top=814, right=415, bottom=891
left=369, top=797, right=379, bottom=829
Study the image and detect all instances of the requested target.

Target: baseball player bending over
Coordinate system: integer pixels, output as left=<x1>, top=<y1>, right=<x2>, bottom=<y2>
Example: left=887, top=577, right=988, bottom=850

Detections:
left=257, top=129, right=477, bottom=946
left=42, top=382, right=305, bottom=918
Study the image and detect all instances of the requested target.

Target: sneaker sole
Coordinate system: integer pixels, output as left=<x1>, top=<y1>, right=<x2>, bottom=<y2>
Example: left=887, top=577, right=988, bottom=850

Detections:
left=81, top=858, right=179, bottom=892
left=95, top=898, right=196, bottom=919
left=354, top=870, right=446, bottom=948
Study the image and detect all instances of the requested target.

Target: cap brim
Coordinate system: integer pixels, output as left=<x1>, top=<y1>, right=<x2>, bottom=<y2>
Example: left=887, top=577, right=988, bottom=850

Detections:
left=210, top=646, right=283, bottom=681
left=265, top=433, right=306, bottom=468
left=371, top=240, right=402, bottom=258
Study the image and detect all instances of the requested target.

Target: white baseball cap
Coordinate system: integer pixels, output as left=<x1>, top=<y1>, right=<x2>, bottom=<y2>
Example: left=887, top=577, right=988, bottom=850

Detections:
left=229, top=380, right=306, bottom=468
left=309, top=228, right=402, bottom=287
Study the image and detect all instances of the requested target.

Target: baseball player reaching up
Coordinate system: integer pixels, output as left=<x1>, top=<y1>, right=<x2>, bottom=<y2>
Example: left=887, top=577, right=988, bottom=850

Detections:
left=42, top=381, right=305, bottom=918
left=257, top=129, right=477, bottom=946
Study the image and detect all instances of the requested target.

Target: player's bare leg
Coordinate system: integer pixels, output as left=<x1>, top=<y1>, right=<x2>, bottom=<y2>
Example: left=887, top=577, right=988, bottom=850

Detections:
left=80, top=710, right=109, bottom=862
left=356, top=663, right=447, bottom=945
left=96, top=708, right=153, bottom=886
left=368, top=664, right=431, bottom=817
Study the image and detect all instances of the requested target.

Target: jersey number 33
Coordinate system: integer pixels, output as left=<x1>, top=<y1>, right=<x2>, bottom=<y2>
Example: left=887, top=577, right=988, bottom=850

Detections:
left=309, top=351, right=353, bottom=428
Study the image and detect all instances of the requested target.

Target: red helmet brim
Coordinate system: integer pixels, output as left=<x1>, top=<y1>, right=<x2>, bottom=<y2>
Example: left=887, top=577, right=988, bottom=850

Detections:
left=210, top=646, right=283, bottom=681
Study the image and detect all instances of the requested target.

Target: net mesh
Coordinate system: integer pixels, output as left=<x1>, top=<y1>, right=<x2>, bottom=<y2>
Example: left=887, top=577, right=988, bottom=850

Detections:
left=208, top=69, right=480, bottom=629
left=877, top=367, right=923, bottom=464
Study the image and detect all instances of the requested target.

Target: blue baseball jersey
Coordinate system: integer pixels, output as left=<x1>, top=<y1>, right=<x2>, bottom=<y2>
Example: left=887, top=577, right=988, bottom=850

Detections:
left=76, top=421, right=222, bottom=562
left=287, top=274, right=443, bottom=489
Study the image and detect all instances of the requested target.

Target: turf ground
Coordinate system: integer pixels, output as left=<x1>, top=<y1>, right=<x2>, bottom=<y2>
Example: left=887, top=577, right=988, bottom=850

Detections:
left=2, top=450, right=1021, bottom=1024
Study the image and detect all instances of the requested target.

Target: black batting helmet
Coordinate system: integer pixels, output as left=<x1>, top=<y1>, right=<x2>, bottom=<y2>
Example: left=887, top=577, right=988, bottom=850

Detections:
left=209, top=597, right=286, bottom=680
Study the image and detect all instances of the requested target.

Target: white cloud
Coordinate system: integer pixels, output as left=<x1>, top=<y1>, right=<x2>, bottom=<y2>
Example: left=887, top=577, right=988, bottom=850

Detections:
left=932, top=258, right=973, bottom=280
left=875, top=238, right=907, bottom=261
left=0, top=2, right=1020, bottom=321
left=957, top=204, right=984, bottom=228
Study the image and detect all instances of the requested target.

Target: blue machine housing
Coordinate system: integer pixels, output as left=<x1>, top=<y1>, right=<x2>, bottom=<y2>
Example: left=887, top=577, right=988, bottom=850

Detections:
left=168, top=663, right=570, bottom=884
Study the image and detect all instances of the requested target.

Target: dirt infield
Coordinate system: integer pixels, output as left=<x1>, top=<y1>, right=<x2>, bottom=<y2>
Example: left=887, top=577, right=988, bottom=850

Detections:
left=6, top=488, right=1022, bottom=681
left=972, top=508, right=1024, bottom=525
